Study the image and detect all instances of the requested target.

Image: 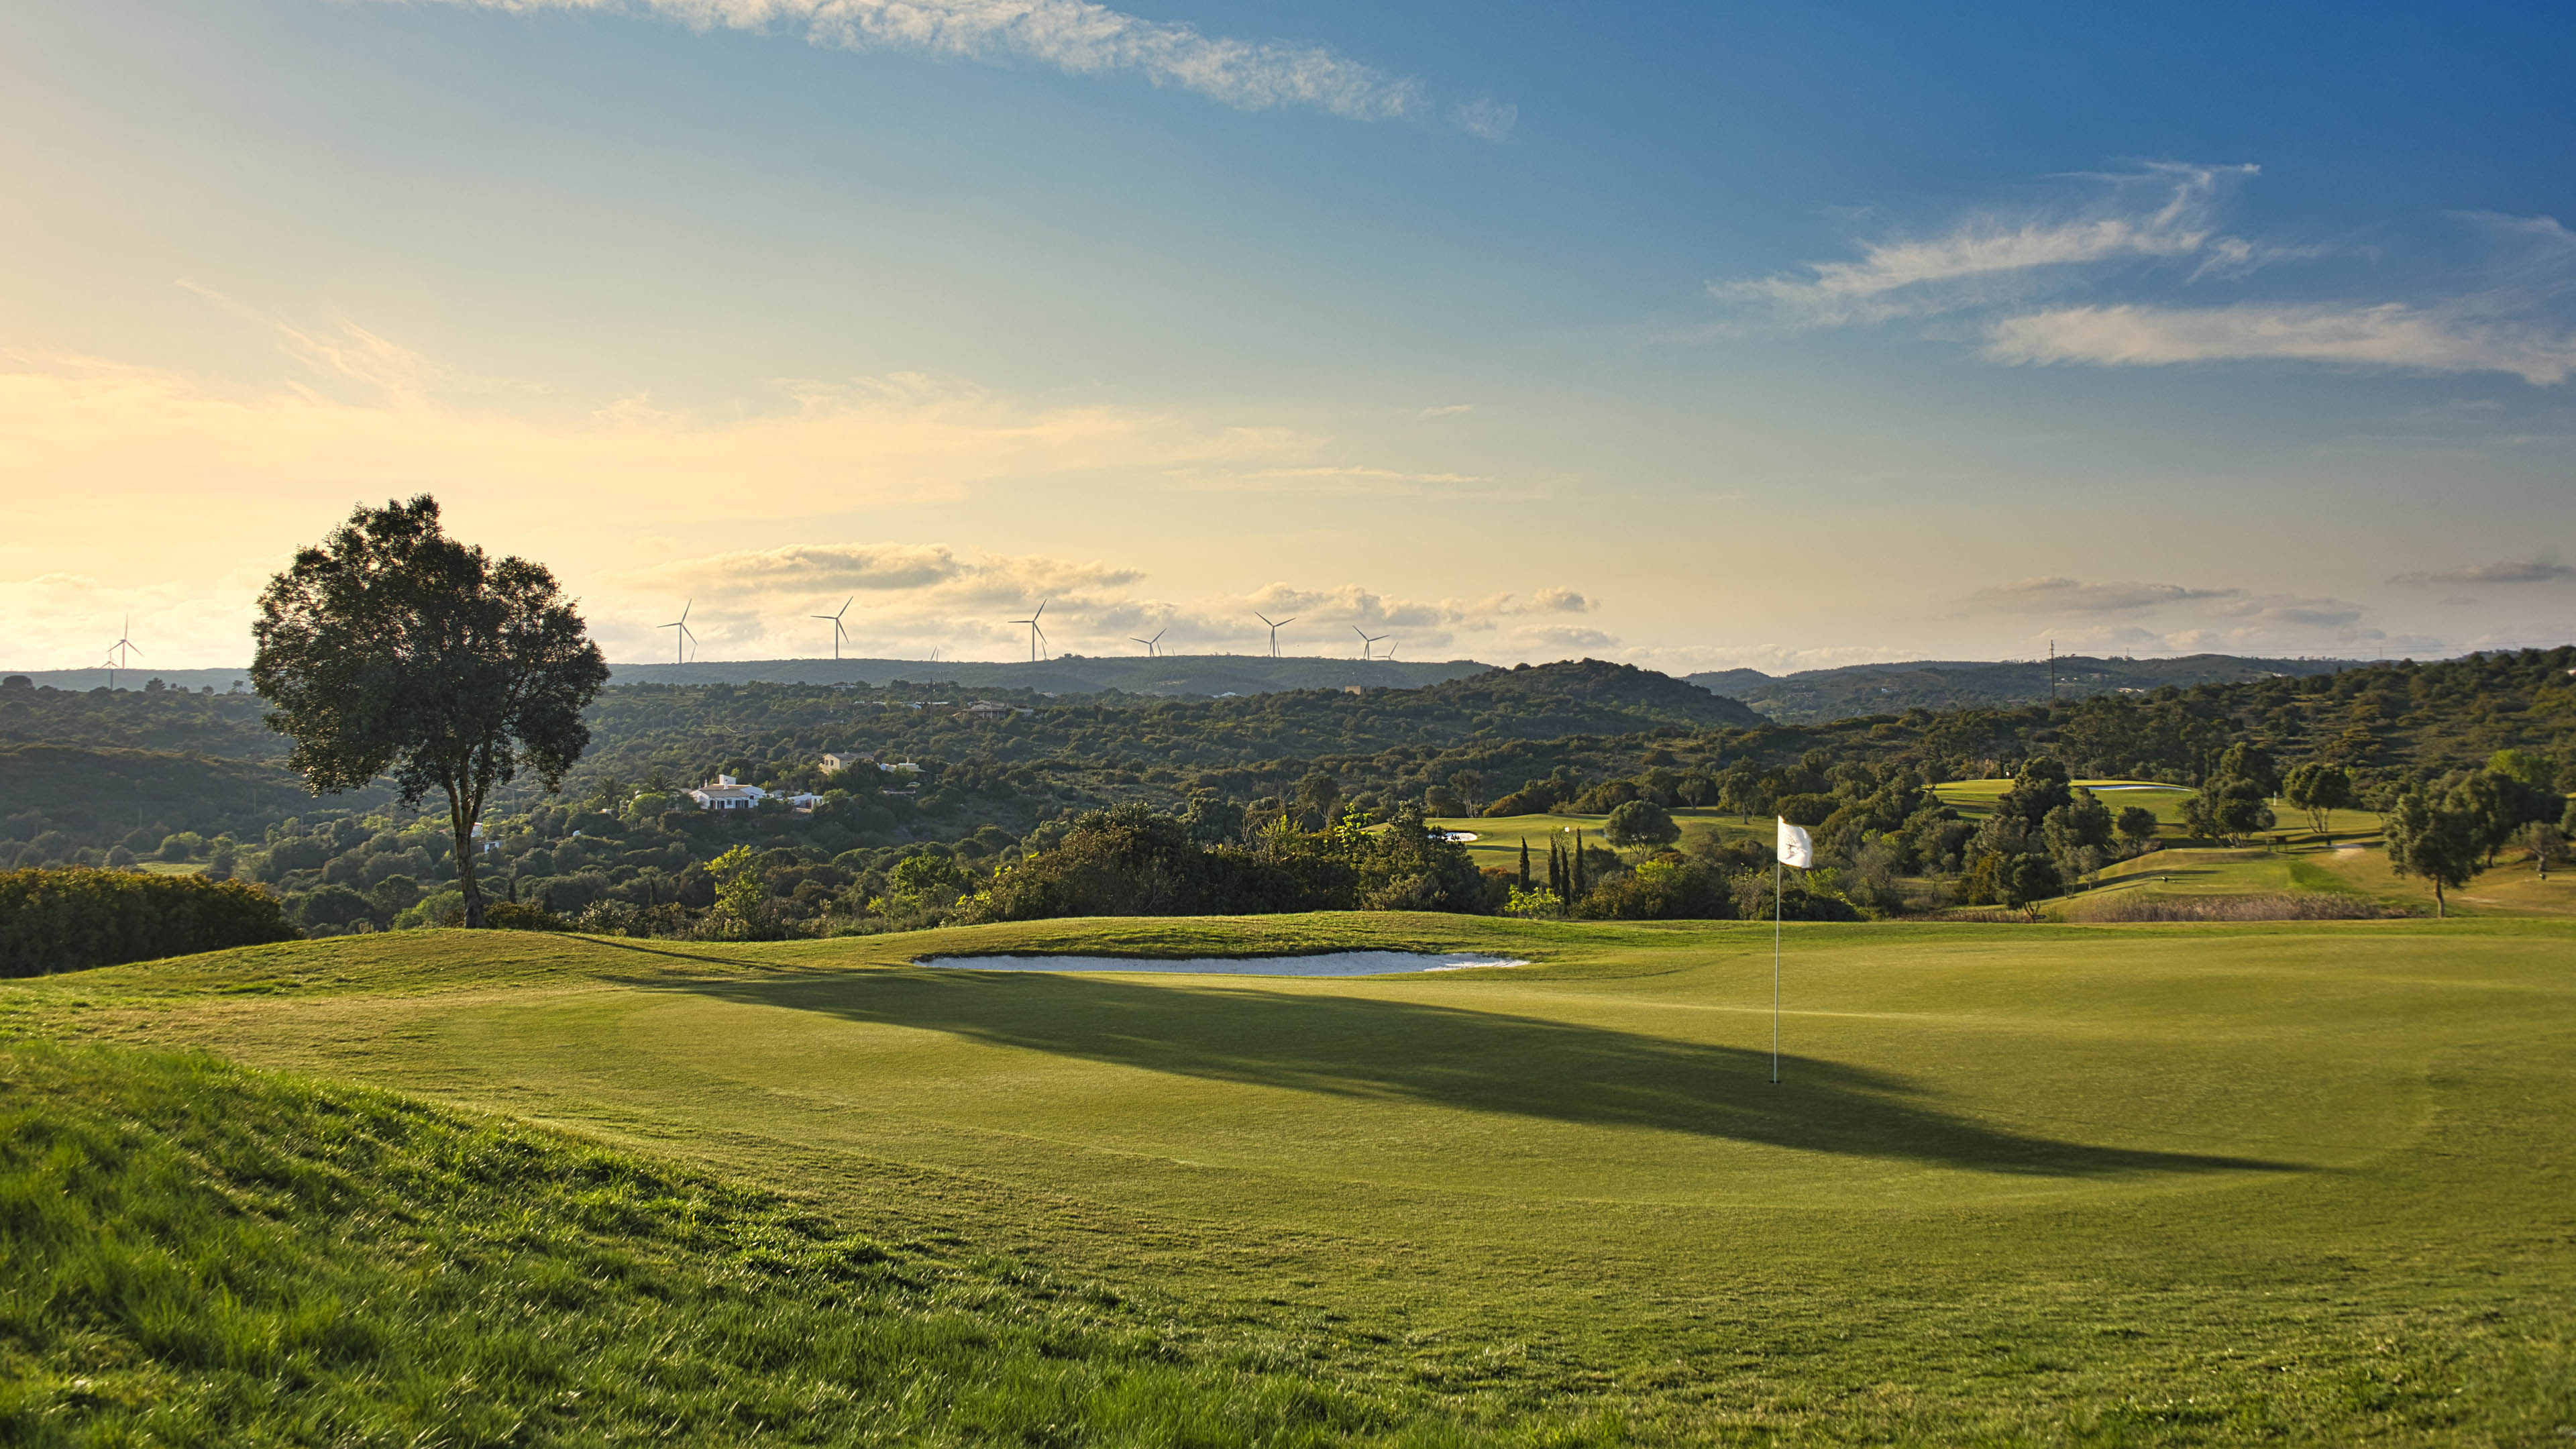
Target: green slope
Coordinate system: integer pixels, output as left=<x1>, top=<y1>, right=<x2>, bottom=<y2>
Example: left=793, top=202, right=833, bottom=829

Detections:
left=0, top=1040, right=1493, bottom=1447
left=11, top=918, right=2574, bottom=1442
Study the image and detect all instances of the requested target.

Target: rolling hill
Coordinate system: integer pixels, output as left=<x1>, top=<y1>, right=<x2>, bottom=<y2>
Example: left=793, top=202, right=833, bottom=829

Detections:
left=1690, top=652, right=2369, bottom=723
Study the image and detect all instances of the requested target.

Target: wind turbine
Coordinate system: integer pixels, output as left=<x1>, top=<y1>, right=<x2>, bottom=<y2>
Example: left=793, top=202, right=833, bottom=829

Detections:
left=660, top=600, right=699, bottom=665
left=104, top=616, right=140, bottom=688
left=1009, top=600, right=1049, bottom=663
left=1130, top=627, right=1166, bottom=657
left=812, top=596, right=854, bottom=660
left=1353, top=625, right=1389, bottom=661
left=1255, top=612, right=1295, bottom=658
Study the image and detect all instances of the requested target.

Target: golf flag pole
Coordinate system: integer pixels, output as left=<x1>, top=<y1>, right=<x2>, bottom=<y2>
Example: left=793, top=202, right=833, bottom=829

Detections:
left=1773, top=816, right=1813, bottom=1084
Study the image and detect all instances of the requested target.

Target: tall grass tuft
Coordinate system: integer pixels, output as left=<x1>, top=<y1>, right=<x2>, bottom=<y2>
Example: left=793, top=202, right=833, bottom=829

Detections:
left=0, top=1041, right=1484, bottom=1446
left=2076, top=893, right=2396, bottom=922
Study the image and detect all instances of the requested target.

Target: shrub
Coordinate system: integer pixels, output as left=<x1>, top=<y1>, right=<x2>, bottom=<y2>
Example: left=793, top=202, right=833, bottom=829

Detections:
left=0, top=867, right=299, bottom=976
left=1575, top=859, right=1731, bottom=920
left=293, top=883, right=374, bottom=931
left=482, top=900, right=570, bottom=932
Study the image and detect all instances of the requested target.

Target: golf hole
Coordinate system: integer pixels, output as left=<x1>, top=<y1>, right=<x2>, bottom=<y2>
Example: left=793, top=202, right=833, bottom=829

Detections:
left=917, top=951, right=1532, bottom=977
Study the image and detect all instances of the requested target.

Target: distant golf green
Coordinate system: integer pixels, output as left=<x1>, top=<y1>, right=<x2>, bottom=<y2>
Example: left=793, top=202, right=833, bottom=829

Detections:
left=12, top=912, right=2572, bottom=1442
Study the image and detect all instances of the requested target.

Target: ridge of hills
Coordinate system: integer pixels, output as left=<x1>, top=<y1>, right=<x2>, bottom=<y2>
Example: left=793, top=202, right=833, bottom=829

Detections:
left=607, top=654, right=1489, bottom=696
left=11, top=650, right=2383, bottom=721
left=1688, top=653, right=2370, bottom=724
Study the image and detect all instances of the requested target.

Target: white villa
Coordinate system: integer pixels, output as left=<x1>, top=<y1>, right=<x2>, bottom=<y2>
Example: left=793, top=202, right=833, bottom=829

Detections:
left=688, top=775, right=765, bottom=810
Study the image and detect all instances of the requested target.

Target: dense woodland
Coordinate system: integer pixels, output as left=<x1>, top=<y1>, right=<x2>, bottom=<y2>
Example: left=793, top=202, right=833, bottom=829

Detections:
left=3, top=648, right=2571, bottom=938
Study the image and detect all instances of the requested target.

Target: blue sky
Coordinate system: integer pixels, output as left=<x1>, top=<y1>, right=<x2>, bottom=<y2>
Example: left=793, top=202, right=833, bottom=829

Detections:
left=4, top=0, right=2572, bottom=669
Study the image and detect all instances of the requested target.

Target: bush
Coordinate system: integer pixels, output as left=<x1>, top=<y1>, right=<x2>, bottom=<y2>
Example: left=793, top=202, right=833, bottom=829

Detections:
left=1575, top=859, right=1732, bottom=920
left=482, top=900, right=570, bottom=932
left=0, top=867, right=299, bottom=976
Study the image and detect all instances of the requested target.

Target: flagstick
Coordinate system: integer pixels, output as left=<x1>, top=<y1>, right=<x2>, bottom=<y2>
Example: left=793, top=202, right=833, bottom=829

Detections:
left=1772, top=855, right=1782, bottom=1085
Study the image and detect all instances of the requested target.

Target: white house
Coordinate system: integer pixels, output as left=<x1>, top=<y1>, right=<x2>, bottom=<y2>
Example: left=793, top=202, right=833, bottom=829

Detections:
left=688, top=774, right=767, bottom=810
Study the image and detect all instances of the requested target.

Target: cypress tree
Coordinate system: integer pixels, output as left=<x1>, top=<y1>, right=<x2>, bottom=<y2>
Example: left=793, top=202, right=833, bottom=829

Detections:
left=1570, top=832, right=1586, bottom=899
left=1518, top=837, right=1532, bottom=891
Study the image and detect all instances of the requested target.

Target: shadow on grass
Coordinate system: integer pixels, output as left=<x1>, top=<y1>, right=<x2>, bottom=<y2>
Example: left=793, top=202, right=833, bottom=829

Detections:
left=628, top=967, right=2300, bottom=1180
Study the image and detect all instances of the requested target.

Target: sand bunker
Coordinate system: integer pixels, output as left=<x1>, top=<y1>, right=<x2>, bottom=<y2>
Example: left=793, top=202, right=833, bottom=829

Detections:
left=918, top=951, right=1530, bottom=977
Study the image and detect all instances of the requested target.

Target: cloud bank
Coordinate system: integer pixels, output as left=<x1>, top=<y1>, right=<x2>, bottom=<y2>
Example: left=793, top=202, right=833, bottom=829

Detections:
left=2392, top=556, right=2576, bottom=585
left=621, top=539, right=1605, bottom=661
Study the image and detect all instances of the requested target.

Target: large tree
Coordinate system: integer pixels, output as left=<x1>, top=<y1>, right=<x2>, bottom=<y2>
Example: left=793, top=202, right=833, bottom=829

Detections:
left=252, top=496, right=610, bottom=928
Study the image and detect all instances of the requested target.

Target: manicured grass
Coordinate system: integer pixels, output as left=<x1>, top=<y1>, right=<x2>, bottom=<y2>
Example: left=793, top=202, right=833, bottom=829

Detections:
left=1428, top=811, right=1763, bottom=873
left=1934, top=780, right=2385, bottom=843
left=10, top=916, right=2575, bottom=1442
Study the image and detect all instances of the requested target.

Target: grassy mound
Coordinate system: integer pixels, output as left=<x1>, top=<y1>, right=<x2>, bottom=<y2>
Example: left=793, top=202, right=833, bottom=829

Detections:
left=0, top=1041, right=1491, bottom=1447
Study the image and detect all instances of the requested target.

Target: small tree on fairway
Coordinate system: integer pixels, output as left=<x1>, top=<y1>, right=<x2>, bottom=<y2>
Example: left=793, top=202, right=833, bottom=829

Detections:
left=1603, top=798, right=1681, bottom=849
left=2282, top=761, right=2357, bottom=837
left=2114, top=805, right=2161, bottom=854
left=252, top=496, right=609, bottom=929
left=2383, top=790, right=2480, bottom=918
left=2524, top=821, right=2565, bottom=881
left=1446, top=769, right=1484, bottom=816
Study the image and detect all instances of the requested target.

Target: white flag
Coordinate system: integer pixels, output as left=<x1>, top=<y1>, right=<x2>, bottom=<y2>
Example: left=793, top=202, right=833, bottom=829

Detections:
left=1776, top=817, right=1813, bottom=869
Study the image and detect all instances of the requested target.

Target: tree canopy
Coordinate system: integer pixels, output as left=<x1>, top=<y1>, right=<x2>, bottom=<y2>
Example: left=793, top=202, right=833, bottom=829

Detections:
left=252, top=496, right=608, bottom=926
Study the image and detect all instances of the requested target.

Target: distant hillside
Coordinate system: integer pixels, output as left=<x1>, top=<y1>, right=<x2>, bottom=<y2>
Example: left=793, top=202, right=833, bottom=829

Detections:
left=602, top=654, right=1489, bottom=696
left=0, top=744, right=387, bottom=856
left=1404, top=659, right=1764, bottom=732
left=1, top=656, right=1489, bottom=699
left=1688, top=653, right=2369, bottom=724
left=4, top=667, right=253, bottom=693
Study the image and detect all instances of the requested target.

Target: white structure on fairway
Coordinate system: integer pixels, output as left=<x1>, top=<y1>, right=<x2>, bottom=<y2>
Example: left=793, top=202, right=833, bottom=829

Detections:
left=689, top=775, right=765, bottom=810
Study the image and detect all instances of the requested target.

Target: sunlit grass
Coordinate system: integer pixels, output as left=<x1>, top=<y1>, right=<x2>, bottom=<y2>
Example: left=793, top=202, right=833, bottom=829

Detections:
left=9, top=916, right=2575, bottom=1441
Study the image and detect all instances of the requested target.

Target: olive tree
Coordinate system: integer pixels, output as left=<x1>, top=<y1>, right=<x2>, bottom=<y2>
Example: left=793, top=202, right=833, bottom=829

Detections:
left=252, top=496, right=609, bottom=928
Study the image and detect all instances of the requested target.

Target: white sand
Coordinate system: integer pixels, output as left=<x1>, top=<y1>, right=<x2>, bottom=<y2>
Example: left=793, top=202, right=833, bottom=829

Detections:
left=918, top=951, right=1530, bottom=977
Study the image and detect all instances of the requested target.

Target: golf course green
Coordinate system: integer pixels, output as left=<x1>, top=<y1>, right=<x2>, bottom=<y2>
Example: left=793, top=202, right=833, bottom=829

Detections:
left=9, top=912, right=2571, bottom=1442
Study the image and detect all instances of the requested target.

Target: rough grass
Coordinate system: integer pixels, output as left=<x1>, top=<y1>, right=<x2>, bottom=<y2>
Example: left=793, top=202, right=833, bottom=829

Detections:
left=2070, top=892, right=2394, bottom=922
left=0, top=1040, right=1551, bottom=1447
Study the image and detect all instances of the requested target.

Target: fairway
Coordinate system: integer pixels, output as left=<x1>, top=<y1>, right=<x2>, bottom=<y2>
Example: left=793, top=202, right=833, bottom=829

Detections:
left=20, top=913, right=2575, bottom=1440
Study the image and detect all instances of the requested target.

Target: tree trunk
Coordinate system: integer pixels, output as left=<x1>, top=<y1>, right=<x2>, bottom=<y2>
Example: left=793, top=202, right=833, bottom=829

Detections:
left=2432, top=879, right=2445, bottom=920
left=449, top=792, right=485, bottom=928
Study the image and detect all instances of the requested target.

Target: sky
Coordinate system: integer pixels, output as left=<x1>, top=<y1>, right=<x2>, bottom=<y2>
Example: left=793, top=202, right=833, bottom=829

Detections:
left=5, top=0, right=2574, bottom=673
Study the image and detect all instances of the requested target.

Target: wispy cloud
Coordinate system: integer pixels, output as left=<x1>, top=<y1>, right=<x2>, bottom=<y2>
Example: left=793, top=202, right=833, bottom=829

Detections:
left=1717, top=164, right=2259, bottom=324
left=413, top=0, right=1494, bottom=130
left=1984, top=302, right=2576, bottom=384
left=1968, top=576, right=2241, bottom=614
left=1713, top=166, right=2576, bottom=386
left=2392, top=555, right=2576, bottom=585
left=1450, top=99, right=1517, bottom=142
